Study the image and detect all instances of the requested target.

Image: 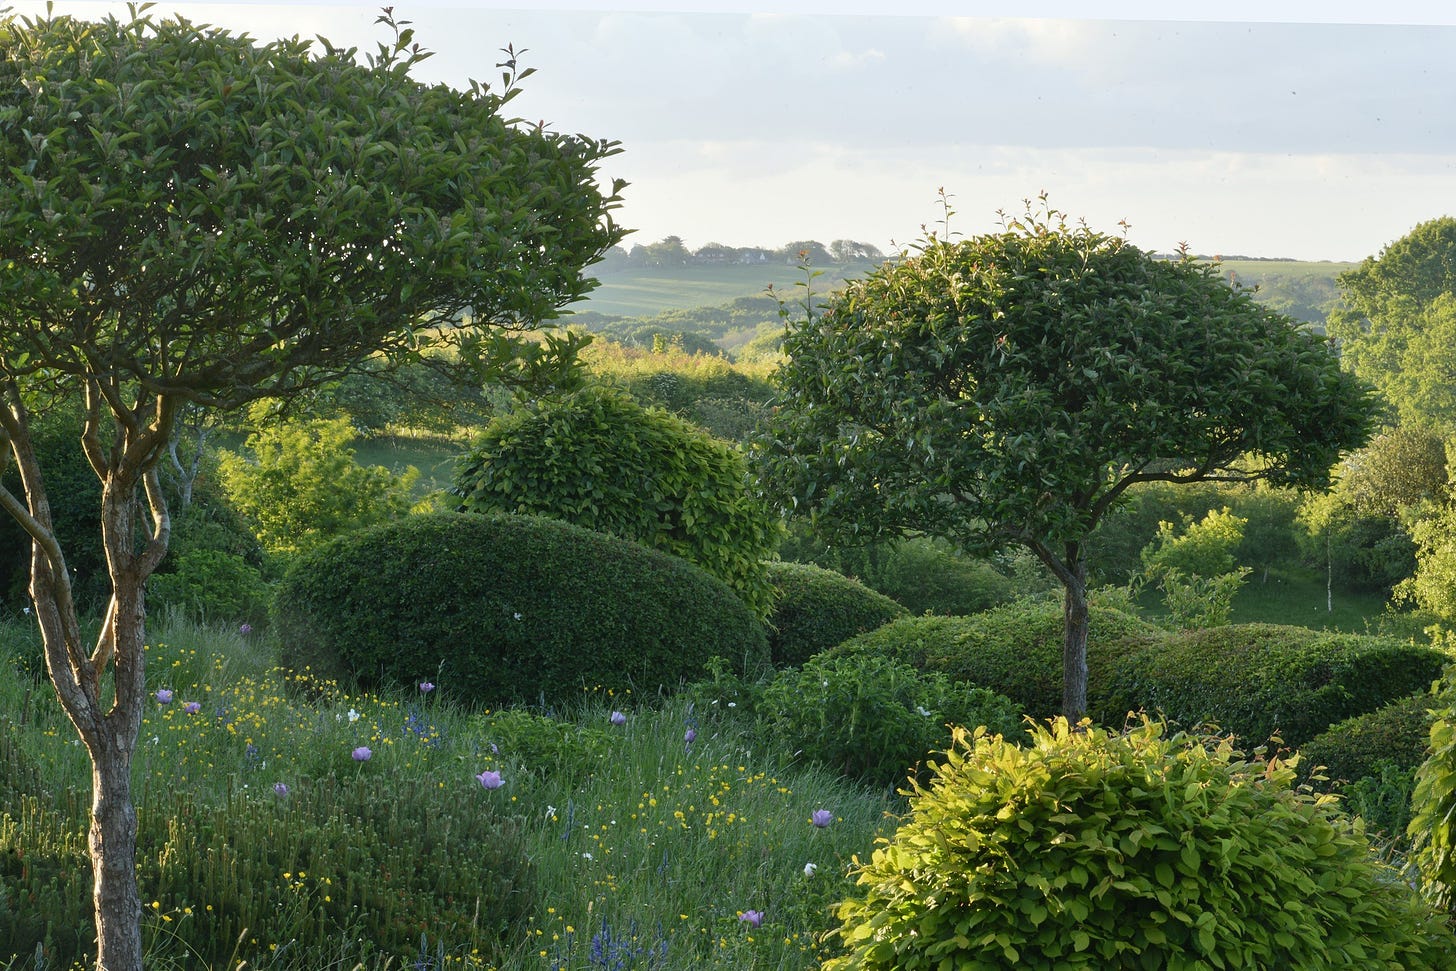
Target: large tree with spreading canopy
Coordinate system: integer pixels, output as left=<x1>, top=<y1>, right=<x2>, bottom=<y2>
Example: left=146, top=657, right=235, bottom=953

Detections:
left=0, top=7, right=623, bottom=968
left=759, top=201, right=1377, bottom=722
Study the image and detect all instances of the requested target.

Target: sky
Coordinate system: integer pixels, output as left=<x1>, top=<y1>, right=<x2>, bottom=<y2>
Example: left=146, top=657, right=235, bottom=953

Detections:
left=5, top=1, right=1456, bottom=261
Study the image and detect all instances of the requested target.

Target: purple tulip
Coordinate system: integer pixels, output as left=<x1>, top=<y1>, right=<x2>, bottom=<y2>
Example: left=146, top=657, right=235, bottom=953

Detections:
left=811, top=809, right=834, bottom=828
left=273, top=782, right=290, bottom=797
left=739, top=910, right=764, bottom=928
left=609, top=711, right=627, bottom=726
left=419, top=681, right=435, bottom=694
left=239, top=623, right=252, bottom=635
left=351, top=746, right=372, bottom=762
left=154, top=689, right=173, bottom=704
left=183, top=701, right=201, bottom=714
left=684, top=728, right=697, bottom=744
left=476, top=770, right=503, bottom=790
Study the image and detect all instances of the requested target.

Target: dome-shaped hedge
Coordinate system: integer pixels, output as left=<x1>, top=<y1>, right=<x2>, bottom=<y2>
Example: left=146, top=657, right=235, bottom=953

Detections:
left=272, top=513, right=770, bottom=707
left=764, top=561, right=908, bottom=667
left=1298, top=690, right=1439, bottom=786
left=1098, top=624, right=1448, bottom=748
left=833, top=599, right=1163, bottom=721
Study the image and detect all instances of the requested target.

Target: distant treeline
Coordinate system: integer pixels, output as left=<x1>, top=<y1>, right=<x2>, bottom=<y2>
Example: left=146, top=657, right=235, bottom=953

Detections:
left=599, top=236, right=886, bottom=269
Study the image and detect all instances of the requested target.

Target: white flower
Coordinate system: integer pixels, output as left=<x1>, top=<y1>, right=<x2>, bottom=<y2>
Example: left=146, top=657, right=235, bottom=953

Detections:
left=513, top=612, right=522, bottom=621
left=727, top=701, right=737, bottom=708
left=803, top=862, right=818, bottom=877
left=581, top=852, right=593, bottom=860
left=916, top=705, right=932, bottom=717
left=346, top=708, right=360, bottom=723
left=546, top=805, right=558, bottom=820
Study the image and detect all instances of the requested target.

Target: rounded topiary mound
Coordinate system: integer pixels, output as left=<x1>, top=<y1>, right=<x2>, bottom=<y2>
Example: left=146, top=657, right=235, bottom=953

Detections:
left=833, top=599, right=1164, bottom=721
left=764, top=561, right=908, bottom=667
left=824, top=719, right=1456, bottom=970
left=1298, top=690, right=1438, bottom=786
left=1097, top=624, right=1448, bottom=748
left=272, top=513, right=770, bottom=708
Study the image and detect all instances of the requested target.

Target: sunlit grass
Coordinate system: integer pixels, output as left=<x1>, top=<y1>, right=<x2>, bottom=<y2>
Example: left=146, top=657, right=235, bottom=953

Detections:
left=0, top=615, right=894, bottom=970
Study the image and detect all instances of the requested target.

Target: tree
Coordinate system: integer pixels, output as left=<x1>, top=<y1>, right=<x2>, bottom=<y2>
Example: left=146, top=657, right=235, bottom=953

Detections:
left=1328, top=216, right=1456, bottom=427
left=217, top=416, right=418, bottom=560
left=0, top=9, right=623, bottom=969
left=759, top=202, right=1377, bottom=721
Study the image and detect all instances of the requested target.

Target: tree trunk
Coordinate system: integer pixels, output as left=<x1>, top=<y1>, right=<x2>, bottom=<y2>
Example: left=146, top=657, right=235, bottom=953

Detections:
left=1061, top=559, right=1090, bottom=723
left=90, top=733, right=142, bottom=971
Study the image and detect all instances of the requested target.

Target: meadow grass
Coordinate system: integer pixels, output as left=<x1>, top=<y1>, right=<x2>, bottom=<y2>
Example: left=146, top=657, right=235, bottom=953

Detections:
left=0, top=615, right=896, bottom=970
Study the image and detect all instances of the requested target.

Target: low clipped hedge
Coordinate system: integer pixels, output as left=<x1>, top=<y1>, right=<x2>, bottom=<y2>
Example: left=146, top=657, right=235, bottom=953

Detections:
left=824, top=719, right=1456, bottom=970
left=1098, top=624, right=1449, bottom=749
left=764, top=561, right=907, bottom=667
left=272, top=513, right=770, bottom=708
left=1298, top=690, right=1439, bottom=786
left=834, top=599, right=1164, bottom=721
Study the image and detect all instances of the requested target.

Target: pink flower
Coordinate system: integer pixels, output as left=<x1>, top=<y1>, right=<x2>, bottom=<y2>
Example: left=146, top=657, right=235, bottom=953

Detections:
left=739, top=910, right=764, bottom=927
left=419, top=681, right=435, bottom=693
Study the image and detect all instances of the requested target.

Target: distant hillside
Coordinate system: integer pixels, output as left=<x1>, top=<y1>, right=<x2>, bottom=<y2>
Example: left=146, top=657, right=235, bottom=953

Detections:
left=566, top=258, right=1353, bottom=356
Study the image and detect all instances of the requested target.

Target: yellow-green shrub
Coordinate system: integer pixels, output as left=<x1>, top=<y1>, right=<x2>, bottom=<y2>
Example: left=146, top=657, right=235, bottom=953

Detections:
left=825, top=719, right=1455, bottom=970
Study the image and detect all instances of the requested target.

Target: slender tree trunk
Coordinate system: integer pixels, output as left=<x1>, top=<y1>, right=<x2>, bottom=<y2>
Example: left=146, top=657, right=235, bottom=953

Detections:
left=90, top=731, right=142, bottom=971
left=1061, top=558, right=1090, bottom=723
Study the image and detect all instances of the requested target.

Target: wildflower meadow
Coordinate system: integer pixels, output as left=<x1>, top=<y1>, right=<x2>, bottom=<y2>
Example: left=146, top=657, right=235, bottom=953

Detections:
left=0, top=613, right=895, bottom=970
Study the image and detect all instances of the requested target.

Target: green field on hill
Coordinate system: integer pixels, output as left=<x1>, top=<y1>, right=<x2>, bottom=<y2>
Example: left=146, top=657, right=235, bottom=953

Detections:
left=571, top=258, right=1353, bottom=330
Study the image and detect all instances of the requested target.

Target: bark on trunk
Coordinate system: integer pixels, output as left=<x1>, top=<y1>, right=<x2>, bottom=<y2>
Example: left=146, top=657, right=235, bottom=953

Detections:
left=1061, top=559, right=1090, bottom=723
left=90, top=738, right=142, bottom=971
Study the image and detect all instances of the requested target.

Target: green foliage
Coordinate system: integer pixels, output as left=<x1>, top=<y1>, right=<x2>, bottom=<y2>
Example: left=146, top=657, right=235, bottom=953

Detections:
left=218, top=416, right=418, bottom=562
left=1412, top=691, right=1456, bottom=917
left=1139, top=507, right=1246, bottom=581
left=1340, top=761, right=1418, bottom=846
left=779, top=526, right=1026, bottom=616
left=1396, top=498, right=1456, bottom=624
left=452, top=384, right=779, bottom=615
left=272, top=513, right=771, bottom=709
left=1329, top=216, right=1456, bottom=427
left=0, top=778, right=533, bottom=968
left=1153, top=568, right=1252, bottom=630
left=763, top=561, right=907, bottom=667
left=1299, top=690, right=1439, bottom=786
left=758, top=651, right=1023, bottom=788
left=1098, top=624, right=1449, bottom=748
left=824, top=719, right=1455, bottom=970
left=0, top=403, right=107, bottom=608
left=761, top=200, right=1377, bottom=719
left=146, top=550, right=272, bottom=626
left=834, top=600, right=1164, bottom=722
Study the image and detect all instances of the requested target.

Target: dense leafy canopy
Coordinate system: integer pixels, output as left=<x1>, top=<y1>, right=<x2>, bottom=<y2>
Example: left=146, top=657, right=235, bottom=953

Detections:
left=1328, top=216, right=1456, bottom=427
left=761, top=204, right=1377, bottom=717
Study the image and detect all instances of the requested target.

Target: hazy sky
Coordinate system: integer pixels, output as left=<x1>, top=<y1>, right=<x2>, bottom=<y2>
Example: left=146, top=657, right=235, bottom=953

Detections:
left=7, top=1, right=1456, bottom=260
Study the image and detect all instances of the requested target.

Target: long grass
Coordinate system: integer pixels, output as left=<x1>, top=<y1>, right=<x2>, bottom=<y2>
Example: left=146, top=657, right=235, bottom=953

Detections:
left=0, top=615, right=895, bottom=970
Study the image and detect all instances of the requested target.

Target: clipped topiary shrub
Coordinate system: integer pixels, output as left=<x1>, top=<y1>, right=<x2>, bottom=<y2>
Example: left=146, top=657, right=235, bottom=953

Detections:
left=1299, top=690, right=1438, bottom=786
left=824, top=719, right=1456, bottom=970
left=765, top=561, right=907, bottom=667
left=147, top=549, right=272, bottom=626
left=452, top=383, right=780, bottom=616
left=867, top=537, right=1019, bottom=617
left=833, top=599, right=1164, bottom=722
left=758, top=651, right=1023, bottom=788
left=1098, top=624, right=1449, bottom=748
left=272, top=513, right=770, bottom=708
